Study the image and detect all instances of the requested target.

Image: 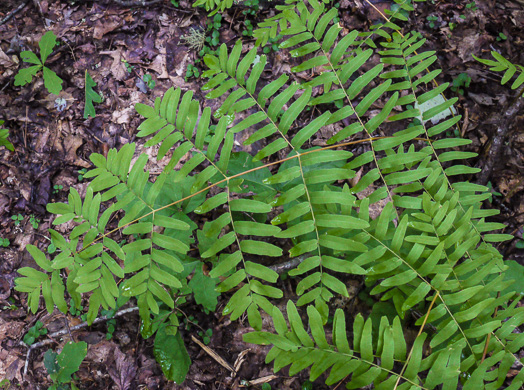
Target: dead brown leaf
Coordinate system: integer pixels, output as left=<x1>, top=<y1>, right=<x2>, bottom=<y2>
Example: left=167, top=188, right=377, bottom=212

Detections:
left=64, top=134, right=85, bottom=165
left=469, top=92, right=496, bottom=106
left=0, top=48, right=15, bottom=68
left=101, top=49, right=128, bottom=81
left=93, top=16, right=122, bottom=40
left=147, top=52, right=169, bottom=79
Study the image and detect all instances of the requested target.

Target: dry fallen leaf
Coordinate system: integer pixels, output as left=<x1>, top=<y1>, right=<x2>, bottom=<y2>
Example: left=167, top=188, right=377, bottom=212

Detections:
left=93, top=16, right=122, bottom=40
left=64, top=134, right=84, bottom=164
left=147, top=53, right=169, bottom=79
left=0, top=48, right=15, bottom=68
left=108, top=347, right=137, bottom=390
left=101, top=49, right=128, bottom=81
left=469, top=92, right=496, bottom=106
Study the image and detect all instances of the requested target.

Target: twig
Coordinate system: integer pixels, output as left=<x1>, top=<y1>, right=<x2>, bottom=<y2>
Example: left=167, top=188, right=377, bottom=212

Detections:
left=32, top=0, right=43, bottom=18
left=268, top=255, right=307, bottom=274
left=191, top=334, right=235, bottom=373
left=112, top=0, right=163, bottom=6
left=0, top=0, right=30, bottom=26
left=477, top=94, right=524, bottom=185
left=20, top=306, right=139, bottom=376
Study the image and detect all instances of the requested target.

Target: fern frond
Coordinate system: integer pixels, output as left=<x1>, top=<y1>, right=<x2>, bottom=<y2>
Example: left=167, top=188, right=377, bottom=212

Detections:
left=474, top=51, right=524, bottom=92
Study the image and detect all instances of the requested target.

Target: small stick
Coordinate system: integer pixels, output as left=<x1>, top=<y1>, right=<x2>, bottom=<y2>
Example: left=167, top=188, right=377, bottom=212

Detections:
left=268, top=256, right=306, bottom=274
left=20, top=306, right=139, bottom=376
left=32, top=0, right=43, bottom=18
left=191, top=334, right=235, bottom=373
left=112, top=0, right=163, bottom=6
left=0, top=0, right=30, bottom=27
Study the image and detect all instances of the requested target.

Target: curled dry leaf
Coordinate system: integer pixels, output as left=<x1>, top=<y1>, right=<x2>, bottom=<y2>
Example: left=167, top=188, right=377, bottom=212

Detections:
left=0, top=48, right=15, bottom=68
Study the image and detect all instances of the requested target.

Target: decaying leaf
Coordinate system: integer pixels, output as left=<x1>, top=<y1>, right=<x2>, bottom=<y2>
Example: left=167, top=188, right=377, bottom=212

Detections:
left=108, top=347, right=137, bottom=390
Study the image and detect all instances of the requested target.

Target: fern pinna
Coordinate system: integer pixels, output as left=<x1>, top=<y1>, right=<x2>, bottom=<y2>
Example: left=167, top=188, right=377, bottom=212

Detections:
left=15, top=0, right=524, bottom=387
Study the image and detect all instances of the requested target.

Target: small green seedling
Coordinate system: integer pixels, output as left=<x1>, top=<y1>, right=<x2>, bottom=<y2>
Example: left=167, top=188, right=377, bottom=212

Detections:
left=121, top=59, right=134, bottom=73
left=206, top=14, right=222, bottom=47
left=197, top=328, right=213, bottom=345
left=143, top=74, right=156, bottom=89
left=44, top=341, right=87, bottom=390
left=14, top=31, right=63, bottom=95
left=198, top=45, right=218, bottom=59
left=100, top=309, right=117, bottom=340
left=451, top=72, right=471, bottom=95
left=426, top=15, right=438, bottom=29
left=242, top=19, right=254, bottom=37
left=78, top=168, right=87, bottom=181
left=466, top=1, right=478, bottom=11
left=242, top=0, right=258, bottom=17
left=29, top=215, right=40, bottom=229
left=53, top=184, right=63, bottom=195
left=184, top=315, right=198, bottom=331
left=0, top=237, right=10, bottom=247
left=106, top=319, right=116, bottom=340
left=11, top=214, right=23, bottom=226
left=185, top=63, right=200, bottom=81
left=0, top=120, right=14, bottom=152
left=203, top=124, right=216, bottom=144
left=69, top=299, right=83, bottom=316
left=2, top=297, right=17, bottom=311
left=23, top=320, right=48, bottom=345
left=497, top=32, right=507, bottom=41
left=263, top=35, right=282, bottom=54
left=182, top=21, right=219, bottom=84
left=170, top=0, right=179, bottom=6
left=261, top=383, right=272, bottom=390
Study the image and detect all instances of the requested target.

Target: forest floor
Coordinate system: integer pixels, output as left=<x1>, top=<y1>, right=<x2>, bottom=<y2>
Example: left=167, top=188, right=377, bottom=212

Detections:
left=0, top=0, right=523, bottom=389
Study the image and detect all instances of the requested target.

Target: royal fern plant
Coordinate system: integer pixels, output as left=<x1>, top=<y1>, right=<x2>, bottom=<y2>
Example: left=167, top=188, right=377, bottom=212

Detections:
left=16, top=0, right=524, bottom=387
